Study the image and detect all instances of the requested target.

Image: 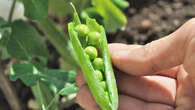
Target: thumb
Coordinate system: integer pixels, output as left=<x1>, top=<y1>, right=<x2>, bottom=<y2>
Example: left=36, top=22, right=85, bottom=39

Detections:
left=109, top=18, right=195, bottom=76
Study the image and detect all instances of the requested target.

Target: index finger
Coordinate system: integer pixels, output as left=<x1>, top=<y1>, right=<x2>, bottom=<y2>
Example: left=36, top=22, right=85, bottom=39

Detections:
left=109, top=18, right=195, bottom=75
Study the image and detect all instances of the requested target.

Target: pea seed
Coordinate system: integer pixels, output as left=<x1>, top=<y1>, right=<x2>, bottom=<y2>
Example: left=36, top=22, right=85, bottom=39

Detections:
left=95, top=70, right=103, bottom=81
left=101, top=81, right=106, bottom=90
left=75, top=24, right=89, bottom=36
left=84, top=46, right=98, bottom=60
left=104, top=91, right=110, bottom=101
left=88, top=31, right=101, bottom=45
left=93, top=58, right=104, bottom=70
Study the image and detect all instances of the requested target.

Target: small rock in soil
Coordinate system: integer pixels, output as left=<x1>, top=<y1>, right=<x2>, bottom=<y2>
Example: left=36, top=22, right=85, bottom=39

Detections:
left=139, top=19, right=152, bottom=31
left=149, top=13, right=159, bottom=21
left=173, top=2, right=183, bottom=9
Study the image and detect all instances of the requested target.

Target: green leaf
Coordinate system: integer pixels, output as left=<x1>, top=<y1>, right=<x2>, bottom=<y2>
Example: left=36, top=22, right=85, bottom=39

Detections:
left=0, top=17, right=6, bottom=26
left=0, top=27, right=11, bottom=48
left=0, top=17, right=11, bottom=59
left=7, top=20, right=48, bottom=61
left=37, top=18, right=80, bottom=70
left=21, top=0, right=48, bottom=20
left=40, top=70, right=77, bottom=93
left=10, top=62, right=78, bottom=95
left=0, top=17, right=11, bottom=48
left=59, top=83, right=78, bottom=95
left=1, top=47, right=11, bottom=60
left=49, top=0, right=89, bottom=17
left=10, top=63, right=40, bottom=86
left=10, top=63, right=59, bottom=110
left=91, top=0, right=127, bottom=32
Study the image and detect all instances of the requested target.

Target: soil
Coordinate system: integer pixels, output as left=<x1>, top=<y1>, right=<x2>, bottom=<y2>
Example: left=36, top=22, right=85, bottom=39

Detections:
left=0, top=0, right=195, bottom=110
left=108, top=0, right=195, bottom=45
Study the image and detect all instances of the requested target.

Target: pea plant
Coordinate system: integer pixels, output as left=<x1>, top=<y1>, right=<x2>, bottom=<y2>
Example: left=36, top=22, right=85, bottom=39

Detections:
left=0, top=0, right=128, bottom=110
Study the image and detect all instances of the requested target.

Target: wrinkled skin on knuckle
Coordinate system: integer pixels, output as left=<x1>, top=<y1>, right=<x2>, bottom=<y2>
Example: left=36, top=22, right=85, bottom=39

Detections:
left=183, top=36, right=195, bottom=75
left=183, top=18, right=195, bottom=75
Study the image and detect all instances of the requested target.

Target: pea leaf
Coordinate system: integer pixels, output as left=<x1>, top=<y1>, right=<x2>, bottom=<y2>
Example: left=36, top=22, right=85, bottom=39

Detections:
left=80, top=0, right=127, bottom=32
left=49, top=0, right=89, bottom=17
left=21, top=0, right=48, bottom=20
left=59, top=83, right=78, bottom=95
left=91, top=0, right=127, bottom=32
left=0, top=17, right=6, bottom=26
left=7, top=20, right=48, bottom=61
left=10, top=63, right=40, bottom=86
left=1, top=47, right=11, bottom=60
left=0, top=28, right=11, bottom=48
left=0, top=17, right=11, bottom=48
left=0, top=17, right=11, bottom=59
left=40, top=69, right=77, bottom=93
left=10, top=62, right=78, bottom=95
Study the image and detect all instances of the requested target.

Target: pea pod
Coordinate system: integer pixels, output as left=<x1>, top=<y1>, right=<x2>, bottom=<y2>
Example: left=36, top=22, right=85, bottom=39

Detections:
left=68, top=4, right=118, bottom=110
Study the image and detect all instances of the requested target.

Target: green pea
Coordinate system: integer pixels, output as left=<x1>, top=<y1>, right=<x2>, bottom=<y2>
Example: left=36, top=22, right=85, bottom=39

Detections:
left=95, top=70, right=103, bottom=81
left=101, top=81, right=106, bottom=90
left=93, top=58, right=104, bottom=70
left=75, top=24, right=89, bottom=36
left=88, top=31, right=101, bottom=45
left=84, top=46, right=98, bottom=60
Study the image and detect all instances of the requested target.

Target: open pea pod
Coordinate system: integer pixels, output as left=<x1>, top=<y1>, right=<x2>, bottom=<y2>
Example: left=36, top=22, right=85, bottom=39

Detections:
left=68, top=4, right=118, bottom=110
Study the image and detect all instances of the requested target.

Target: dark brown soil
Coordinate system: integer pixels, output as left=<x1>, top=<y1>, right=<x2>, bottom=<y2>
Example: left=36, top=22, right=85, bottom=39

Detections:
left=108, top=0, right=195, bottom=45
left=0, top=0, right=195, bottom=110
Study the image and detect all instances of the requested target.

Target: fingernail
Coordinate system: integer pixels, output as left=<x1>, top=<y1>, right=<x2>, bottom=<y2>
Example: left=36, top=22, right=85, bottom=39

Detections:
left=109, top=44, right=129, bottom=57
left=111, top=50, right=129, bottom=59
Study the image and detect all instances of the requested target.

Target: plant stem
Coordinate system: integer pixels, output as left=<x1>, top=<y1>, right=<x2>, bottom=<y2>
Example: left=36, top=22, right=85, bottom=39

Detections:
left=0, top=71, right=23, bottom=110
left=31, top=82, right=59, bottom=110
left=30, top=59, right=59, bottom=110
left=38, top=18, right=80, bottom=70
left=8, top=0, right=17, bottom=23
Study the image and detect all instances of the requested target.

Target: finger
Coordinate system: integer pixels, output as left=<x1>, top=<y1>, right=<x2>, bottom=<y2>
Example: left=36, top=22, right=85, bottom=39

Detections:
left=182, top=19, right=195, bottom=86
left=109, top=18, right=195, bottom=75
left=177, top=65, right=188, bottom=85
left=76, top=85, right=174, bottom=110
left=115, top=71, right=176, bottom=105
left=75, top=67, right=179, bottom=87
left=176, top=66, right=195, bottom=110
left=76, top=85, right=100, bottom=110
left=118, top=95, right=174, bottom=110
left=76, top=71, right=86, bottom=87
left=155, top=66, right=180, bottom=78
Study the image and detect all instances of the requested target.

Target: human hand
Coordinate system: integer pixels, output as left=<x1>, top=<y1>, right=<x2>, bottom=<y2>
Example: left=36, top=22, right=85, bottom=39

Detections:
left=76, top=18, right=195, bottom=110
